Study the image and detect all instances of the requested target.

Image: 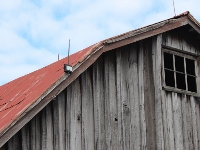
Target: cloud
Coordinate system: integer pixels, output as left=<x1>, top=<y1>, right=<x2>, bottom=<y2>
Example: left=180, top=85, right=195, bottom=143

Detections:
left=0, top=0, right=199, bottom=85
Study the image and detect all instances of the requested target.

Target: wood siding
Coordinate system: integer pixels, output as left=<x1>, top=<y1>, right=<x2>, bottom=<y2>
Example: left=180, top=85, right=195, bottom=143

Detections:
left=1, top=28, right=200, bottom=150
left=155, top=29, right=200, bottom=150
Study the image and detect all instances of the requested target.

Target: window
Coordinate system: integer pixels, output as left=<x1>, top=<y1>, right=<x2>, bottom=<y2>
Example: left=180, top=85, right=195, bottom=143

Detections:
left=163, top=49, right=197, bottom=93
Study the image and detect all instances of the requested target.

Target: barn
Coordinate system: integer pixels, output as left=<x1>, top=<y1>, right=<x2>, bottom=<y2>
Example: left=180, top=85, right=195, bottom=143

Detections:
left=0, top=11, right=200, bottom=150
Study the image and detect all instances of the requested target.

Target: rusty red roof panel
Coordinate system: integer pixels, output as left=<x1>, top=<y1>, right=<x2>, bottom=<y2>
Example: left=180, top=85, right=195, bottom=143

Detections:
left=0, top=42, right=101, bottom=133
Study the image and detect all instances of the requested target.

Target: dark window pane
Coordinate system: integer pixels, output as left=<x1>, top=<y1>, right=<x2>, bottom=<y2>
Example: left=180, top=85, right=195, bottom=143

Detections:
left=165, top=69, right=175, bottom=87
left=176, top=73, right=186, bottom=90
left=186, top=58, right=195, bottom=75
left=187, top=76, right=197, bottom=92
left=175, top=55, right=184, bottom=73
left=164, top=52, right=174, bottom=70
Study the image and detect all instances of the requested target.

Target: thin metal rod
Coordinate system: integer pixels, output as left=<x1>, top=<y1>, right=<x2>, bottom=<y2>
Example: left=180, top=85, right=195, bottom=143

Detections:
left=68, top=39, right=70, bottom=65
left=172, top=0, right=176, bottom=16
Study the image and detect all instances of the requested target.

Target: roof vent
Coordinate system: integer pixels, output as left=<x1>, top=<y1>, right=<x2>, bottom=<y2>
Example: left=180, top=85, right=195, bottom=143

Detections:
left=64, top=64, right=72, bottom=74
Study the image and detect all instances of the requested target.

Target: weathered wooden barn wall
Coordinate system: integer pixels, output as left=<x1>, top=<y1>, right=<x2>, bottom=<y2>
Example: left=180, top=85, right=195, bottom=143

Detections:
left=1, top=27, right=200, bottom=150
left=154, top=28, right=200, bottom=150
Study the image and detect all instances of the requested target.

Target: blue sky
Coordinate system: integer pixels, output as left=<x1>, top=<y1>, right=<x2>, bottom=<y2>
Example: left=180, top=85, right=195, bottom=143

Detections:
left=0, top=0, right=200, bottom=85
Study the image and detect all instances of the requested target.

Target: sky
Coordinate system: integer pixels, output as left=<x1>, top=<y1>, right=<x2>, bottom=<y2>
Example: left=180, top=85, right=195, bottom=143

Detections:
left=0, top=0, right=200, bottom=85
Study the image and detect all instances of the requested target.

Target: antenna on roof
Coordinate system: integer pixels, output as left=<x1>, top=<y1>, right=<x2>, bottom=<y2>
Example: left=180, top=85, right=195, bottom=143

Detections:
left=172, top=0, right=176, bottom=16
left=68, top=39, right=70, bottom=65
left=64, top=39, right=72, bottom=74
left=58, top=54, right=59, bottom=61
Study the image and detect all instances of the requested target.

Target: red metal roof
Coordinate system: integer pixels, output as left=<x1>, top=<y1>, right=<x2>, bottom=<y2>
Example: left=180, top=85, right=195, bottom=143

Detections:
left=0, top=43, right=101, bottom=133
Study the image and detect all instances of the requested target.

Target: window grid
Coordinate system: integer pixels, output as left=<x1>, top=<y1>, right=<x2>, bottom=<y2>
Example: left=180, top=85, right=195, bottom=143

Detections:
left=163, top=50, right=197, bottom=93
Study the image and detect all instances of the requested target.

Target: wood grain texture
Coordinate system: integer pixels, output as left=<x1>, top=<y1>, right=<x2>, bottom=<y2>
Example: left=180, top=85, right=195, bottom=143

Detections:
left=93, top=57, right=106, bottom=150
left=7, top=132, right=21, bottom=150
left=53, top=92, right=65, bottom=150
left=162, top=28, right=199, bottom=55
left=70, top=79, right=82, bottom=150
left=191, top=97, right=199, bottom=149
left=172, top=93, right=184, bottom=150
left=152, top=34, right=165, bottom=150
left=46, top=104, right=54, bottom=150
left=81, top=69, right=95, bottom=150
left=116, top=48, right=124, bottom=150
left=166, top=92, right=175, bottom=150
left=104, top=51, right=118, bottom=150
left=138, top=41, right=147, bottom=150
left=66, top=84, right=72, bottom=150
left=129, top=44, right=141, bottom=150
left=143, top=38, right=156, bottom=150
left=119, top=47, right=131, bottom=150
left=181, top=95, right=190, bottom=150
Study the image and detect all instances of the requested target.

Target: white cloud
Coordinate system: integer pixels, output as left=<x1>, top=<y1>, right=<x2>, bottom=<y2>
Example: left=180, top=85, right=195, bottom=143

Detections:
left=0, top=0, right=199, bottom=85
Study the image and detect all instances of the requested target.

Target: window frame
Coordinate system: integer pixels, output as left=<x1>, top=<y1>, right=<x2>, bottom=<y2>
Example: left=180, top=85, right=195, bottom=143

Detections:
left=162, top=46, right=199, bottom=96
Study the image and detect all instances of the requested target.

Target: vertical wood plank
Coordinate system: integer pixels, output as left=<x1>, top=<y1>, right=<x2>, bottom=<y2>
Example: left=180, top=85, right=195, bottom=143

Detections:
left=93, top=57, right=106, bottom=150
left=191, top=96, right=198, bottom=149
left=167, top=93, right=174, bottom=150
left=53, top=92, right=65, bottom=150
left=58, top=93, right=66, bottom=150
left=117, top=47, right=131, bottom=150
left=195, top=100, right=200, bottom=149
left=180, top=31, right=198, bottom=54
left=187, top=96, right=194, bottom=150
left=116, top=49, right=124, bottom=150
left=172, top=93, right=184, bottom=150
left=30, top=116, right=36, bottom=150
left=35, top=114, right=41, bottom=150
left=81, top=69, right=94, bottom=150
left=7, top=132, right=21, bottom=150
left=21, top=112, right=41, bottom=150
left=143, top=39, right=156, bottom=150
left=104, top=52, right=119, bottom=150
left=39, top=104, right=53, bottom=150
left=170, top=31, right=182, bottom=50
left=181, top=95, right=190, bottom=150
left=41, top=107, right=47, bottom=150
left=70, top=79, right=82, bottom=150
left=128, top=44, right=141, bottom=150
left=153, top=35, right=165, bottom=150
left=104, top=54, right=112, bottom=150
left=45, top=104, right=53, bottom=150
left=138, top=41, right=146, bottom=150
left=21, top=123, right=30, bottom=150
left=161, top=92, right=169, bottom=150
left=166, top=92, right=175, bottom=150
left=156, top=33, right=170, bottom=150
left=66, top=84, right=72, bottom=150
